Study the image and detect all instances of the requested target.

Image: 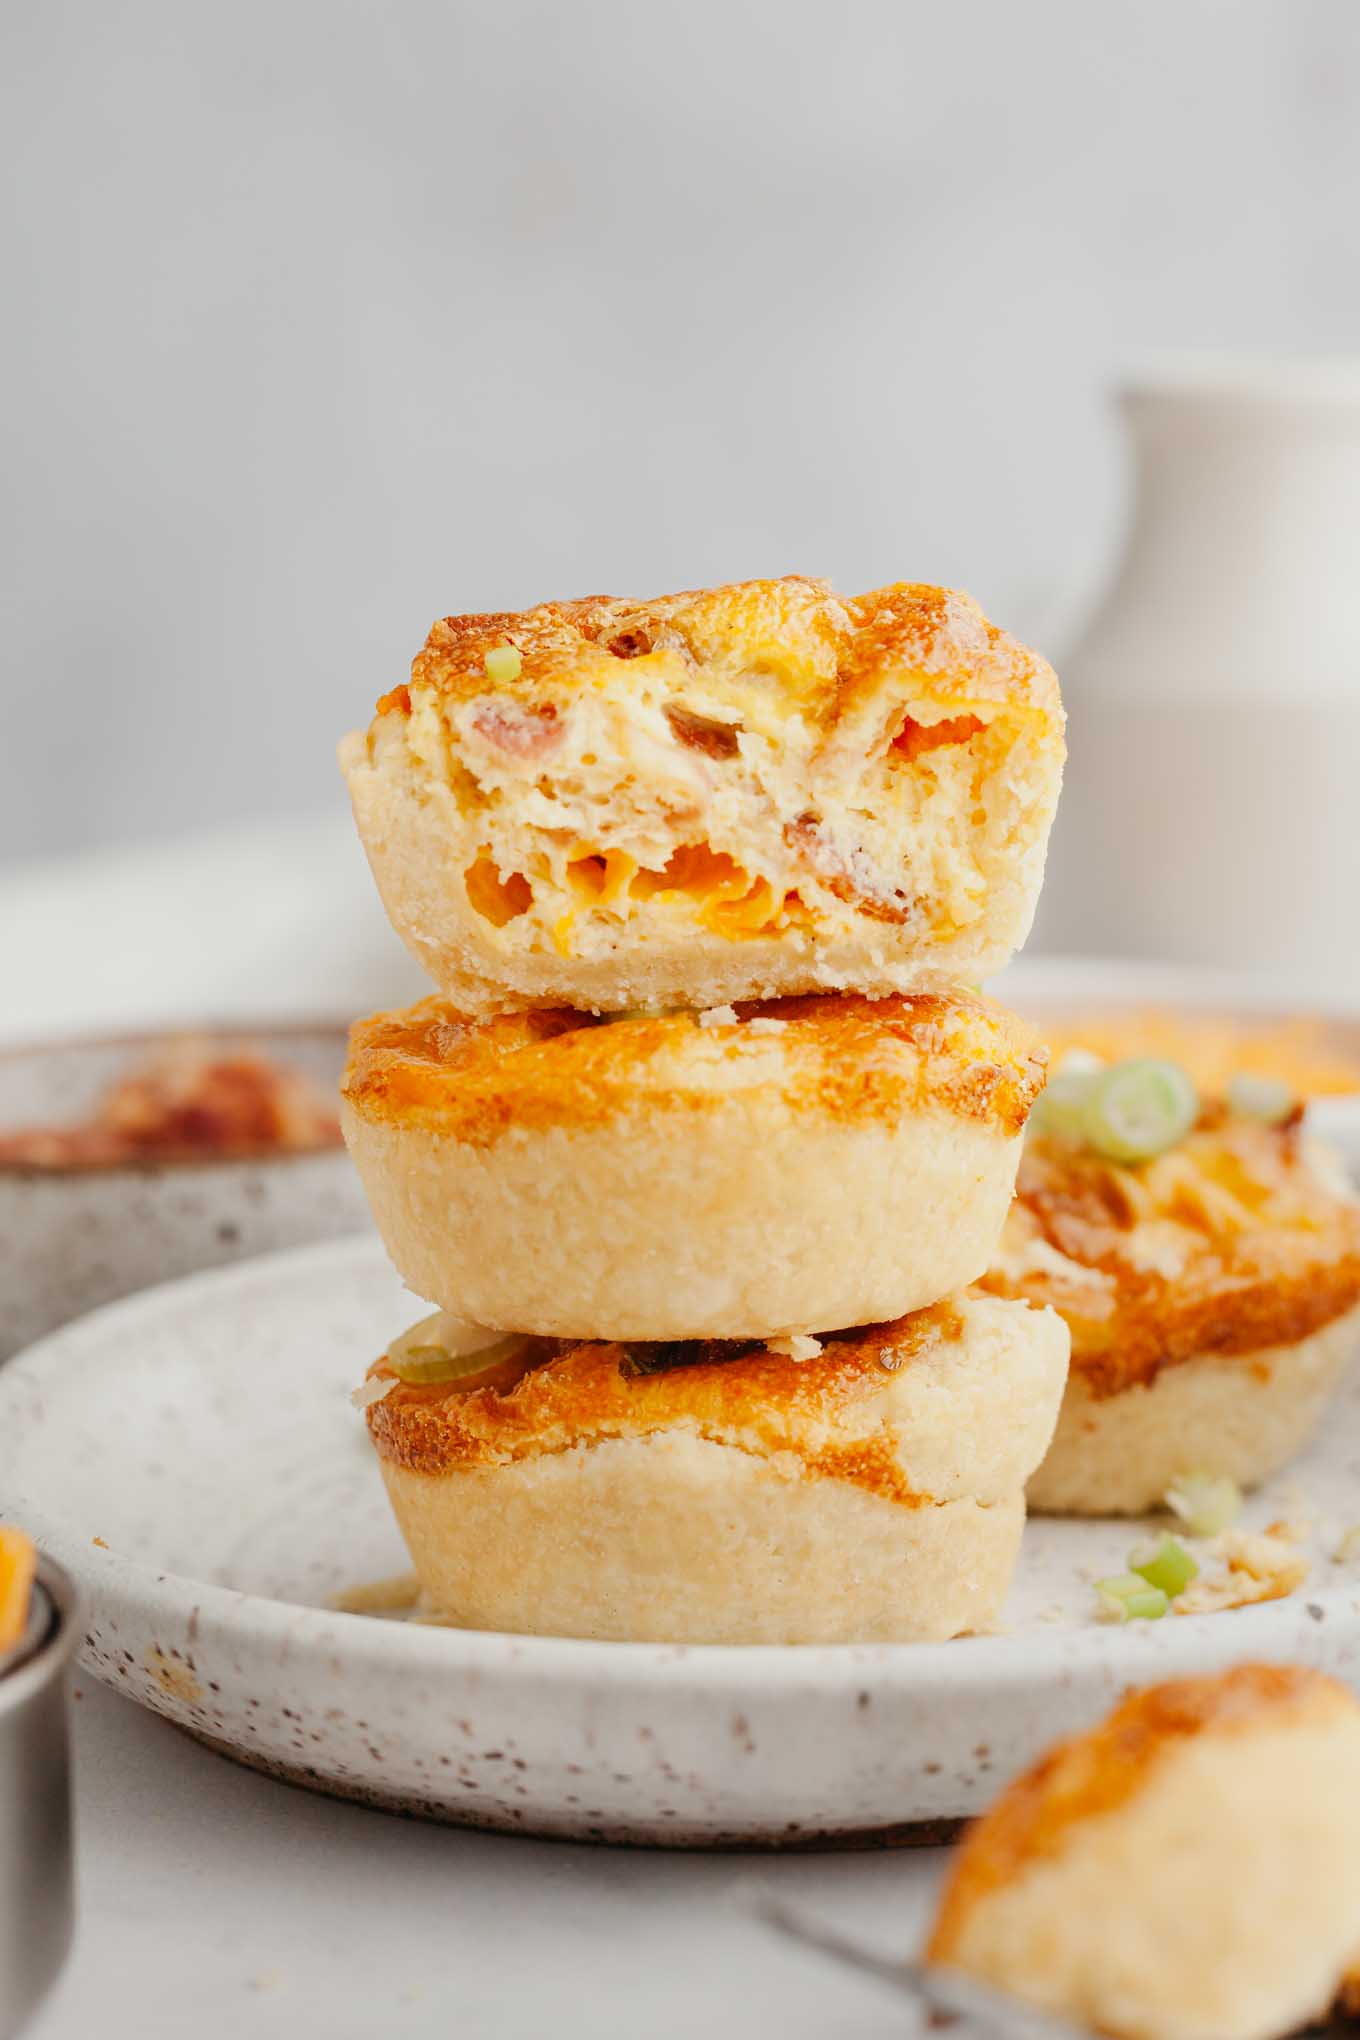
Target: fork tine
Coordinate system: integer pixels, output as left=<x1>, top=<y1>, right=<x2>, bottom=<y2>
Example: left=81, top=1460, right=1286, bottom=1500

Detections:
left=755, top=1894, right=1091, bottom=2040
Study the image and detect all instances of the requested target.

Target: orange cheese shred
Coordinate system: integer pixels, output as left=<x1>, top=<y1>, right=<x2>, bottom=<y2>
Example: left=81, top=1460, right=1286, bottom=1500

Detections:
left=0, top=1527, right=37, bottom=1654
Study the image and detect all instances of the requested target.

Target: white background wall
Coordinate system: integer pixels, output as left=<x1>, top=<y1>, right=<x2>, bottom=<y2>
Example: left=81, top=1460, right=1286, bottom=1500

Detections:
left=4, top=0, right=1359, bottom=866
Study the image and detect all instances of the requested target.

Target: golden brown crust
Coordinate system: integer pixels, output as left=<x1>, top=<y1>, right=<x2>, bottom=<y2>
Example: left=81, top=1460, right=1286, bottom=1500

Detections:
left=981, top=1114, right=1360, bottom=1396
left=837, top=584, right=1060, bottom=720
left=343, top=994, right=1042, bottom=1339
left=381, top=577, right=1061, bottom=732
left=928, top=1665, right=1351, bottom=1963
left=1335, top=1964, right=1360, bottom=2019
left=366, top=1305, right=965, bottom=1498
left=343, top=990, right=1047, bottom=1148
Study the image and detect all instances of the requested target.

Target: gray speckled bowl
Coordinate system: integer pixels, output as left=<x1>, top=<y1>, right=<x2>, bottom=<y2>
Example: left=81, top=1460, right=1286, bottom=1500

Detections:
left=0, top=1025, right=373, bottom=1362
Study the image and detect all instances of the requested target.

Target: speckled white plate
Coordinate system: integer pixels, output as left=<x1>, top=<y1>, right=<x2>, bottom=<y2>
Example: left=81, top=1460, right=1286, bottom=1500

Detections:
left=4, top=1237, right=1360, bottom=1847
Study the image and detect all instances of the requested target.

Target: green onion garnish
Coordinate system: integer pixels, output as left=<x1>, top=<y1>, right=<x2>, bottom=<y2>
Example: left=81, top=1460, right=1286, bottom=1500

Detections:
left=1128, top=1534, right=1199, bottom=1598
left=1056, top=1050, right=1105, bottom=1076
left=1226, top=1073, right=1295, bottom=1126
left=1094, top=1572, right=1170, bottom=1622
left=1080, top=1057, right=1199, bottom=1164
left=1164, top=1472, right=1242, bottom=1538
left=386, top=1311, right=526, bottom=1386
left=484, top=644, right=522, bottom=682
left=1030, top=1061, right=1103, bottom=1143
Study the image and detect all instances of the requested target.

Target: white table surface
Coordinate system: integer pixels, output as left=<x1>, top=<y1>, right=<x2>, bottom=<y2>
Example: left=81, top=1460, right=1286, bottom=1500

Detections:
left=32, top=1681, right=937, bottom=2040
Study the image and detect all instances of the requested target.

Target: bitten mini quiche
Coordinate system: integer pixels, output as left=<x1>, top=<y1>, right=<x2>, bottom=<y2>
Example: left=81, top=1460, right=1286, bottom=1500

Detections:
left=340, top=577, right=1065, bottom=1015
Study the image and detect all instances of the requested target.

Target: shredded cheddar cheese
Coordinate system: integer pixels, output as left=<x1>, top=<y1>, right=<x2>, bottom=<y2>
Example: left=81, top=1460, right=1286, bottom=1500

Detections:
left=702, top=875, right=787, bottom=938
left=564, top=847, right=638, bottom=908
left=1175, top=1521, right=1311, bottom=1616
left=464, top=851, right=533, bottom=928
left=1039, top=1012, right=1360, bottom=1099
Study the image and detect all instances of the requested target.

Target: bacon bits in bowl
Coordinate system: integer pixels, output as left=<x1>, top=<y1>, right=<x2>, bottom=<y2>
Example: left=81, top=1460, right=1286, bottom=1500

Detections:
left=0, top=1026, right=370, bottom=1360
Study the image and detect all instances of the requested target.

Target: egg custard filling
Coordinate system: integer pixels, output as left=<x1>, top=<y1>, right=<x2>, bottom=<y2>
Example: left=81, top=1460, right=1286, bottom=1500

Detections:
left=341, top=577, right=1064, bottom=1011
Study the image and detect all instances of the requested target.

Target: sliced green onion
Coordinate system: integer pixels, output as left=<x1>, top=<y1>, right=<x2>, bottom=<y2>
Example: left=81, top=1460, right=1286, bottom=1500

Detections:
left=1054, top=1049, right=1105, bottom=1079
left=1030, top=1064, right=1102, bottom=1143
left=1081, top=1057, right=1199, bottom=1164
left=1226, top=1073, right=1296, bottom=1126
left=1128, top=1534, right=1199, bottom=1598
left=1164, top=1472, right=1242, bottom=1538
left=483, top=644, right=522, bottom=682
left=1095, top=1572, right=1170, bottom=1622
left=387, top=1311, right=526, bottom=1387
left=600, top=1006, right=669, bottom=1023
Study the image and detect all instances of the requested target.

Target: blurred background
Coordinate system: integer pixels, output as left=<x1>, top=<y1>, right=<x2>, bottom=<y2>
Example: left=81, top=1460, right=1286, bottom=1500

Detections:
left=3, top=0, right=1359, bottom=1022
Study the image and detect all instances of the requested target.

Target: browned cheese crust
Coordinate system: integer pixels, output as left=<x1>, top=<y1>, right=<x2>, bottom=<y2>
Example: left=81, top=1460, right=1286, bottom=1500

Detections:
left=981, top=1109, right=1360, bottom=1397
left=366, top=1306, right=969, bottom=1500
left=343, top=990, right=1046, bottom=1146
left=380, top=577, right=1060, bottom=731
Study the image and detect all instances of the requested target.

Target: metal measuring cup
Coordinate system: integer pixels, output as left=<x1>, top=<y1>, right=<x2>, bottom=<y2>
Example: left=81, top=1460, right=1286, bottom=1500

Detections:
left=0, top=1552, right=79, bottom=2039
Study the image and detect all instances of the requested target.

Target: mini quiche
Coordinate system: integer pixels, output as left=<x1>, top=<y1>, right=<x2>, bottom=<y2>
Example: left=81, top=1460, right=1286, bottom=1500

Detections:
left=358, top=1291, right=1068, bottom=1644
left=342, top=988, right=1048, bottom=1341
left=340, top=577, right=1064, bottom=1015
left=928, top=1664, right=1360, bottom=2040
left=981, top=1081, right=1360, bottom=1515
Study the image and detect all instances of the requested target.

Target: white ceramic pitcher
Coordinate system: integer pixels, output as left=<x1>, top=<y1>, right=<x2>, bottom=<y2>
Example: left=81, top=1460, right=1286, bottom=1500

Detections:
left=1037, top=357, right=1360, bottom=994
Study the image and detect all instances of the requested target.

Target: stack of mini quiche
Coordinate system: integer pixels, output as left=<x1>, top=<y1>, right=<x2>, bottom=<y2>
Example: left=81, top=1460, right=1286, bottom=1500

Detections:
left=340, top=576, right=1069, bottom=1643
